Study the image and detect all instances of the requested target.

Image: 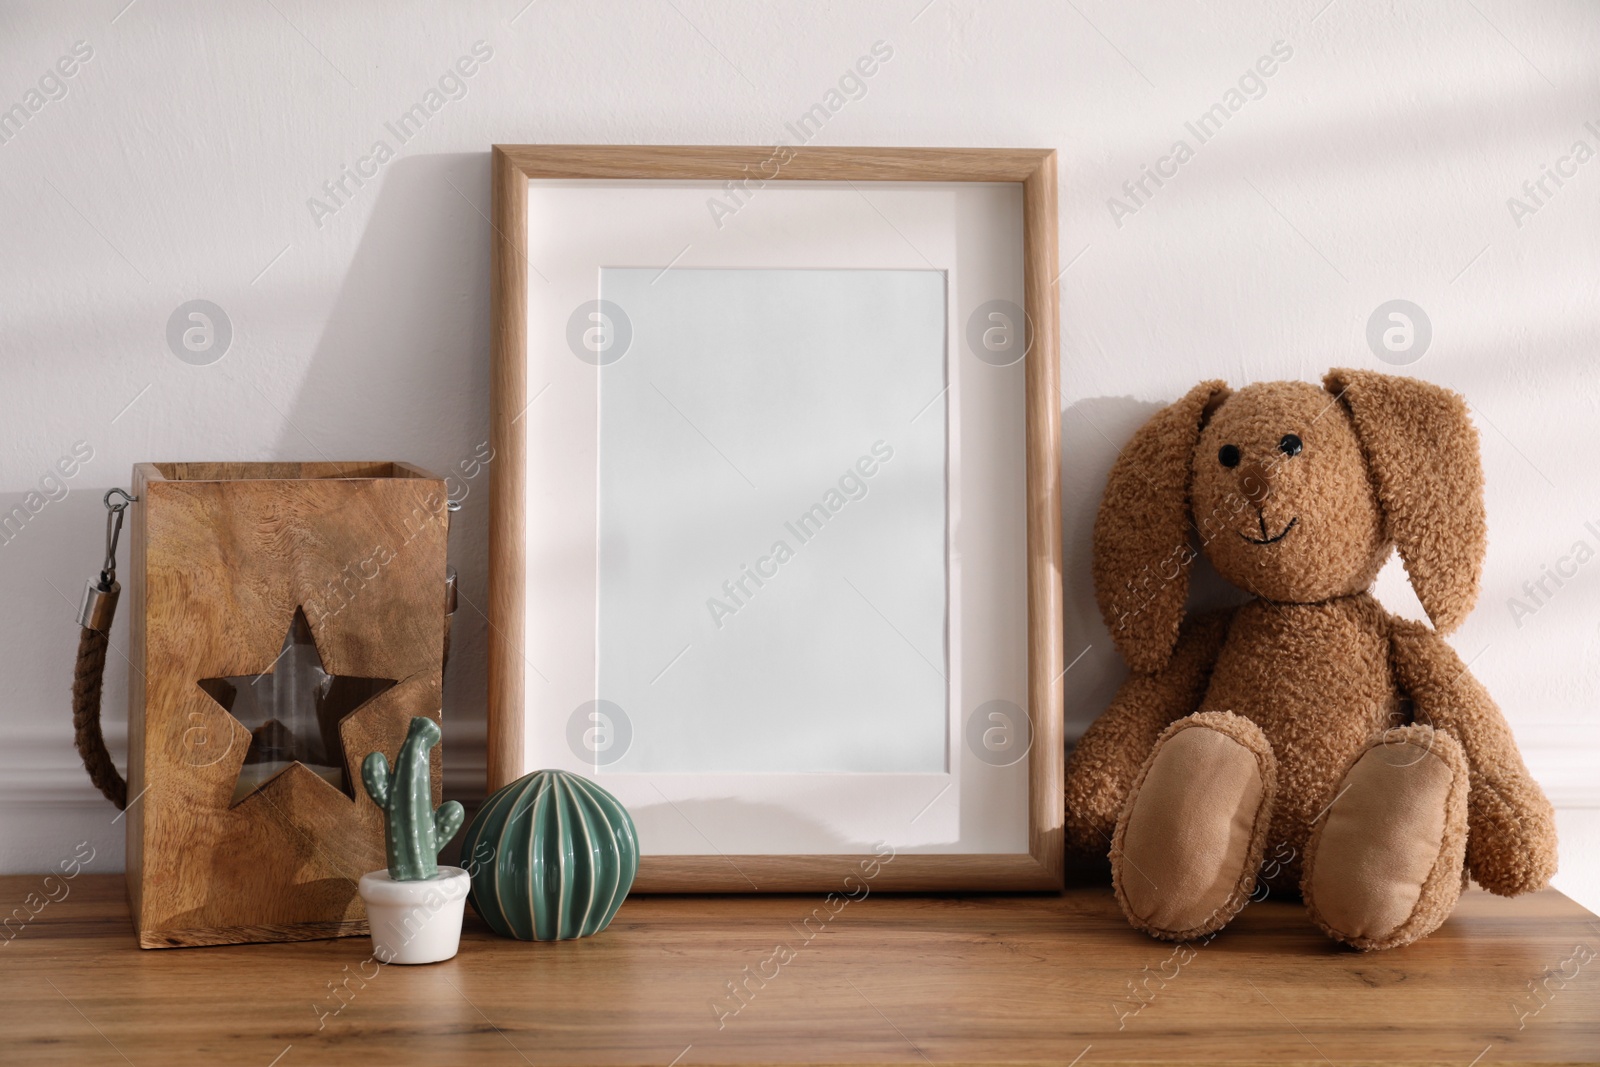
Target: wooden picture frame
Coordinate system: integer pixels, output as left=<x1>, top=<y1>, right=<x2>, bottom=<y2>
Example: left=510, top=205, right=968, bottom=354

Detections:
left=489, top=145, right=1062, bottom=891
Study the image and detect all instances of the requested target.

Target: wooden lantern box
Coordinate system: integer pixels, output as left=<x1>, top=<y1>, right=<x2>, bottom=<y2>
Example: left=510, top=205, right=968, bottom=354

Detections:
left=124, top=462, right=451, bottom=948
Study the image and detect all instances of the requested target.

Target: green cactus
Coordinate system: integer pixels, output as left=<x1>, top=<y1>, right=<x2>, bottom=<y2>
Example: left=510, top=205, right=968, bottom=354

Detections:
left=361, top=717, right=464, bottom=882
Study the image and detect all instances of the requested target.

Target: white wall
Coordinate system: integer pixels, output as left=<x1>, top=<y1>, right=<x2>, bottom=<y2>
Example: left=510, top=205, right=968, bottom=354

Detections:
left=2, top=1, right=1595, bottom=910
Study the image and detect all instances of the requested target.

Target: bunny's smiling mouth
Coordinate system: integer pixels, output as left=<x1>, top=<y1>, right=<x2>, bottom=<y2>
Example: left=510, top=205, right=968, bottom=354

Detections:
left=1241, top=516, right=1298, bottom=546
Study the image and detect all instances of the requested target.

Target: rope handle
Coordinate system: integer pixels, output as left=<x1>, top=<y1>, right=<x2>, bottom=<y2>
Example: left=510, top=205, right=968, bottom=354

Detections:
left=72, top=487, right=457, bottom=810
left=72, top=490, right=135, bottom=808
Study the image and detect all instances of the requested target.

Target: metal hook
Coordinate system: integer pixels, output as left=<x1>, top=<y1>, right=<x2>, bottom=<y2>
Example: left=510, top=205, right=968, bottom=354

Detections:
left=81, top=487, right=138, bottom=631
left=99, top=488, right=139, bottom=588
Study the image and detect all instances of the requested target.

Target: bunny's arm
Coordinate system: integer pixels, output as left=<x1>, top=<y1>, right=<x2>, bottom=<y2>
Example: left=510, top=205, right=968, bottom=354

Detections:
left=1389, top=619, right=1557, bottom=895
left=1064, top=608, right=1234, bottom=855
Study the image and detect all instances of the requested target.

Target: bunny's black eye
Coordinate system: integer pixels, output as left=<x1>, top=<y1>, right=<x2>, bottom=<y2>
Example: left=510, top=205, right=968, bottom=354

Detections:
left=1279, top=433, right=1303, bottom=457
left=1218, top=444, right=1241, bottom=468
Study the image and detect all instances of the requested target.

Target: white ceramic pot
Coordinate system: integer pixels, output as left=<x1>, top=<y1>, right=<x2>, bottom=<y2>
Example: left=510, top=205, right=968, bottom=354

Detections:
left=358, top=866, right=469, bottom=965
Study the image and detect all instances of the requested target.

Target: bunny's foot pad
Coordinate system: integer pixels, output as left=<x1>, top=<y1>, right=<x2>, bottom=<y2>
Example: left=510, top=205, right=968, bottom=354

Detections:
left=1303, top=724, right=1470, bottom=951
left=1111, top=710, right=1279, bottom=941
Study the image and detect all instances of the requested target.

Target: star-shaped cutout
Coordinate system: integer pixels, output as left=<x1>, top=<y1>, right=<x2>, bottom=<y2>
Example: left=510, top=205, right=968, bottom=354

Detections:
left=198, top=607, right=395, bottom=806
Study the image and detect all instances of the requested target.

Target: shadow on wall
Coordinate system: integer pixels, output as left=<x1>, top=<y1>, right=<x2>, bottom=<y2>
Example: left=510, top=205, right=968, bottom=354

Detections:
left=1060, top=394, right=1249, bottom=750
left=277, top=152, right=496, bottom=800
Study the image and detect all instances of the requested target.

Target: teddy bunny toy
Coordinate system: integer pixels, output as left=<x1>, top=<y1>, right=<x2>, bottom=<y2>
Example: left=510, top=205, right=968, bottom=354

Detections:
left=1063, top=369, right=1556, bottom=951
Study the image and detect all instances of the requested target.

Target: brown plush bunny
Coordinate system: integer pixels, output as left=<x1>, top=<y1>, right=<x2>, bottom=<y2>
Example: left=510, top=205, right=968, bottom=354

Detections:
left=1063, top=369, right=1557, bottom=951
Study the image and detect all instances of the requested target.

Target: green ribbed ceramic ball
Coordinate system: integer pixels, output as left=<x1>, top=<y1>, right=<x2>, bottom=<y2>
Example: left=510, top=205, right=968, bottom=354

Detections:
left=460, top=769, right=638, bottom=941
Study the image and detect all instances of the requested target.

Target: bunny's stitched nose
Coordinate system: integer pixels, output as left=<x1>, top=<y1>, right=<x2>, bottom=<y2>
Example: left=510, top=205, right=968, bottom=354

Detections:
left=1238, top=461, right=1273, bottom=505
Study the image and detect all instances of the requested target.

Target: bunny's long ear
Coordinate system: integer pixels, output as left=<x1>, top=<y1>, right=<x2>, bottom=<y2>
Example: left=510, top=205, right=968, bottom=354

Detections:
left=1093, top=380, right=1230, bottom=673
left=1324, top=369, right=1485, bottom=632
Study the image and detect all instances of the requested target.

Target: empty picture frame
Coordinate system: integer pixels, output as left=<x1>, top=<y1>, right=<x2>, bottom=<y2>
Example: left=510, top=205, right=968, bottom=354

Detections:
left=489, top=145, right=1062, bottom=891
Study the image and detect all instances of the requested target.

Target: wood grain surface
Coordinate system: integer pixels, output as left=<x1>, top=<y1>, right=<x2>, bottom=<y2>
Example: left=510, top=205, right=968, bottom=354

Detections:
left=1, top=874, right=1594, bottom=1065
left=127, top=462, right=450, bottom=947
left=494, top=144, right=1057, bottom=182
left=1021, top=153, right=1064, bottom=884
left=489, top=145, right=1064, bottom=892
left=487, top=145, right=528, bottom=799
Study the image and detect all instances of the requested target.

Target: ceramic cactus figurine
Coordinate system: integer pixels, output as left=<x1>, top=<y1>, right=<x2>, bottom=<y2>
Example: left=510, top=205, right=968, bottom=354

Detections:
left=361, top=716, right=464, bottom=882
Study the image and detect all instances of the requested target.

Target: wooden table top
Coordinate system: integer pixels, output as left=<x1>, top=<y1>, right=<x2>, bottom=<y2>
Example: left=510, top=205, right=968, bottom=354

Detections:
left=2, top=874, right=1596, bottom=1066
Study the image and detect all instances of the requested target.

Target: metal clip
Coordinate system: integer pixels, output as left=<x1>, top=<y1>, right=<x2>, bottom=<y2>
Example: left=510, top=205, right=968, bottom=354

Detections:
left=99, top=488, right=137, bottom=587
left=80, top=488, right=138, bottom=632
